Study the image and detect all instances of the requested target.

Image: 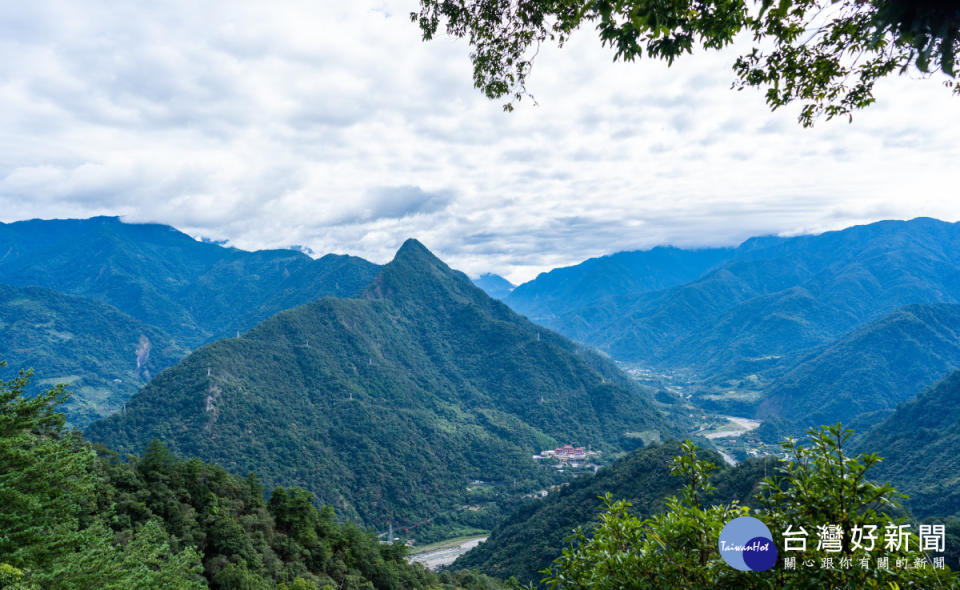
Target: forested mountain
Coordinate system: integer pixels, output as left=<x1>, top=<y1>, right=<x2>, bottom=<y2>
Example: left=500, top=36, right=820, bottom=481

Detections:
left=452, top=441, right=775, bottom=585
left=505, top=246, right=733, bottom=324
left=858, top=371, right=960, bottom=520
left=1, top=365, right=504, bottom=590
left=756, top=303, right=960, bottom=436
left=0, top=216, right=379, bottom=347
left=508, top=219, right=960, bottom=378
left=471, top=273, right=514, bottom=300
left=0, top=284, right=186, bottom=427
left=86, top=239, right=675, bottom=537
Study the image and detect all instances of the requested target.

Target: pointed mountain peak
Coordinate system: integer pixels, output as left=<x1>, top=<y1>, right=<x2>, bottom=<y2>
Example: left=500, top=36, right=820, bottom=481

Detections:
left=393, top=238, right=441, bottom=264
left=363, top=239, right=492, bottom=309
left=364, top=239, right=456, bottom=296
left=384, top=239, right=456, bottom=281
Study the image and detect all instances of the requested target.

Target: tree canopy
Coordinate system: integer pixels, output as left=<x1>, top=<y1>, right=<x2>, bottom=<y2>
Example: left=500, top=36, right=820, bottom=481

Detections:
left=0, top=360, right=508, bottom=590
left=412, top=0, right=960, bottom=125
left=0, top=361, right=205, bottom=589
left=542, top=425, right=958, bottom=588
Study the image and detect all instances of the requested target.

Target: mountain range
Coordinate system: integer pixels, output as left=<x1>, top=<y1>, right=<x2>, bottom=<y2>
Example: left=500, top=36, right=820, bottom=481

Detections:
left=507, top=219, right=960, bottom=379
left=85, top=239, right=676, bottom=534
left=0, top=216, right=380, bottom=424
left=11, top=216, right=960, bottom=436
left=7, top=214, right=960, bottom=552
left=6, top=214, right=960, bottom=589
left=498, top=218, right=960, bottom=437
left=0, top=216, right=379, bottom=348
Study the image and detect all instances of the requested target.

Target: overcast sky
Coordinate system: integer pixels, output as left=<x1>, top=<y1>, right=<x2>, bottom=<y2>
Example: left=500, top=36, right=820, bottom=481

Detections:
left=1, top=1, right=958, bottom=283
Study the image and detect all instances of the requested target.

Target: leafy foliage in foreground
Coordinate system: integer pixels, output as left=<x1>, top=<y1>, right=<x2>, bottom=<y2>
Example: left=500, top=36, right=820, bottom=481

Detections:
left=452, top=441, right=775, bottom=584
left=0, top=362, right=204, bottom=589
left=0, top=362, right=506, bottom=589
left=414, top=0, right=959, bottom=125
left=544, top=426, right=958, bottom=589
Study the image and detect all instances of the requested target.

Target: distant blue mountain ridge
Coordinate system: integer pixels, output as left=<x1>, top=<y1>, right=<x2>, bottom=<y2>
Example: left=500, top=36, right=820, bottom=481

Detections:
left=506, top=218, right=960, bottom=373
left=500, top=217, right=960, bottom=437
left=472, top=272, right=515, bottom=300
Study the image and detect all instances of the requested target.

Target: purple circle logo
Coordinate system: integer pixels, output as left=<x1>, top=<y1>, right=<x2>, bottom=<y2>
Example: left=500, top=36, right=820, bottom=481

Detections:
left=718, top=516, right=778, bottom=571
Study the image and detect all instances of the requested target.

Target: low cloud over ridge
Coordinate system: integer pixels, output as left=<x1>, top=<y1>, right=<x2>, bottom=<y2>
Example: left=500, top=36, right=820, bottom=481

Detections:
left=0, top=0, right=957, bottom=282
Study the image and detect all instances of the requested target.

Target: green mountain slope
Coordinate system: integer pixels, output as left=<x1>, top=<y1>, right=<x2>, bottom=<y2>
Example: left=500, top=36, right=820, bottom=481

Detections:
left=86, top=239, right=676, bottom=533
left=756, top=303, right=960, bottom=434
left=0, top=216, right=379, bottom=347
left=857, top=371, right=960, bottom=520
left=0, top=284, right=186, bottom=427
left=451, top=441, right=774, bottom=584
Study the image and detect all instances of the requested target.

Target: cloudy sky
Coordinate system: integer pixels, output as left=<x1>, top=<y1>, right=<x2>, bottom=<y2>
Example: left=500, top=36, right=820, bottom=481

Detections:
left=1, top=1, right=958, bottom=283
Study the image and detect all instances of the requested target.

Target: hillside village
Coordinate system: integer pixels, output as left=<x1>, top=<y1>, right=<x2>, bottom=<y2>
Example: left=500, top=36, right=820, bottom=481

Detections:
left=533, top=444, right=599, bottom=469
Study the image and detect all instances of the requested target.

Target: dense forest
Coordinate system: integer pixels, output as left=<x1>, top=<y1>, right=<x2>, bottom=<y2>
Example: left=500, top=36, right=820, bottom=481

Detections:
left=0, top=362, right=506, bottom=590
left=858, top=371, right=960, bottom=521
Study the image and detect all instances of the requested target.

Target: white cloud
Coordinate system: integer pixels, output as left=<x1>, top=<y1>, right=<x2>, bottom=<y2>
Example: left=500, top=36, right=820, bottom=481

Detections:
left=0, top=0, right=958, bottom=284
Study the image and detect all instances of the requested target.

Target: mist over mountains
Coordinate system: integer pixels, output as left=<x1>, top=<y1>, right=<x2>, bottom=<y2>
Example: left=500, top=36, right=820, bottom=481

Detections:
left=510, top=218, right=960, bottom=375
left=471, top=273, right=515, bottom=300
